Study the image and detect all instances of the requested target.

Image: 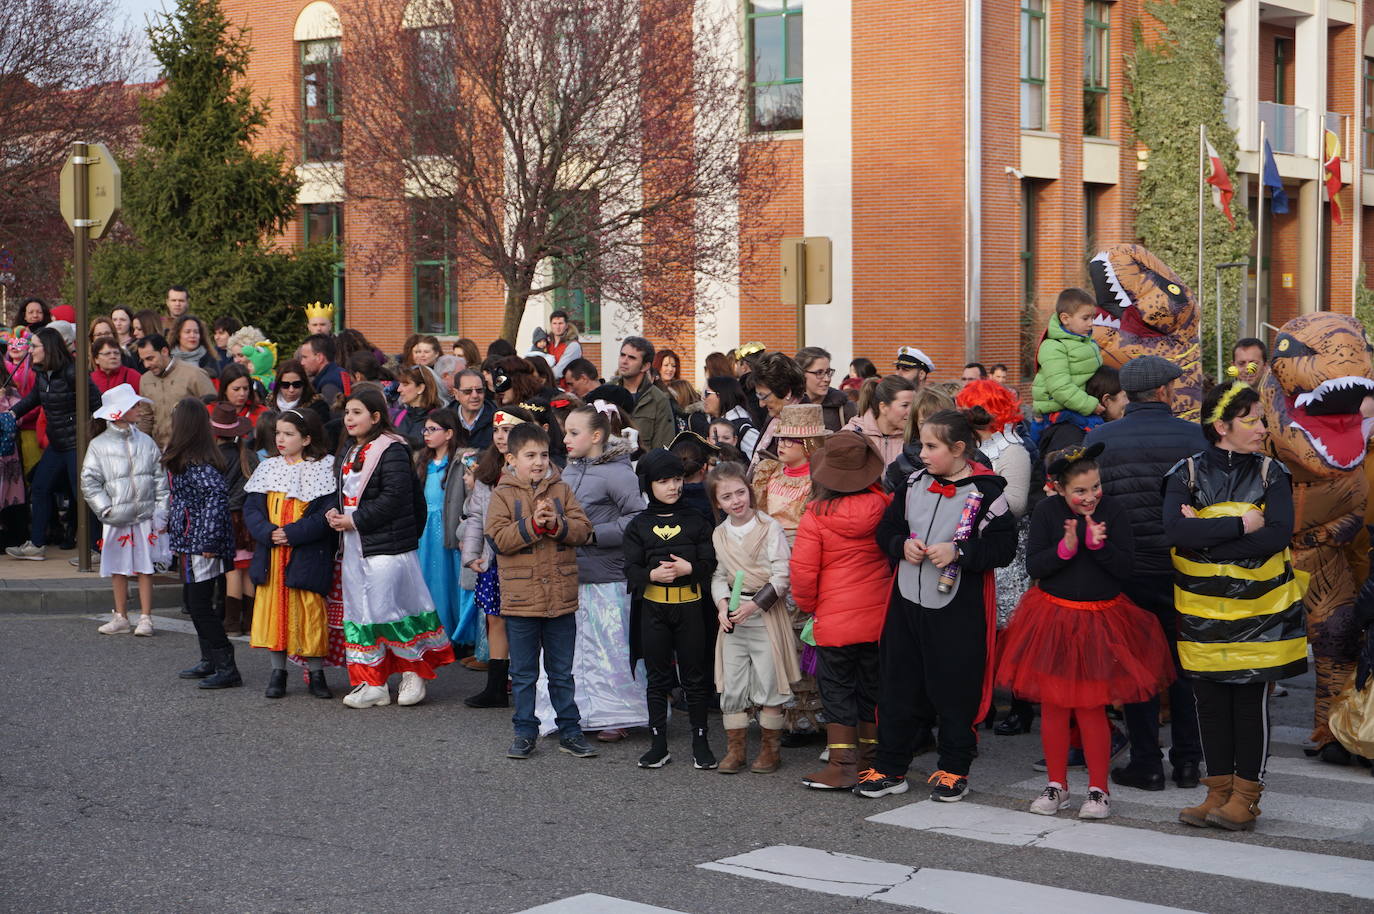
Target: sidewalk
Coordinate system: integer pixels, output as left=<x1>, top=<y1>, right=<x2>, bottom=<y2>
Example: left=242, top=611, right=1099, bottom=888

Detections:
left=0, top=547, right=182, bottom=613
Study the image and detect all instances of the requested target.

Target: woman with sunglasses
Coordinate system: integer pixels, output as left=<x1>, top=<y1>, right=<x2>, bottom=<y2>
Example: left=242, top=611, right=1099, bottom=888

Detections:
left=272, top=359, right=331, bottom=428
left=796, top=346, right=856, bottom=432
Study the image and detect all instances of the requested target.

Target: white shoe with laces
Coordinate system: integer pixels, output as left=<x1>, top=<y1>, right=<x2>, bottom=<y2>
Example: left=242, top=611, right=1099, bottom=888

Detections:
left=342, top=683, right=391, bottom=708
left=1078, top=787, right=1112, bottom=820
left=133, top=615, right=154, bottom=637
left=97, top=614, right=132, bottom=635
left=1029, top=782, right=1070, bottom=815
left=397, top=671, right=426, bottom=706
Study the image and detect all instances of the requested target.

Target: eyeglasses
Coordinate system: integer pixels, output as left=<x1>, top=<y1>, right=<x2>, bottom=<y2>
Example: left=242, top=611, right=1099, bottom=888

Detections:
left=805, top=368, right=835, bottom=380
left=422, top=426, right=446, bottom=435
left=756, top=390, right=773, bottom=402
left=278, top=380, right=304, bottom=389
left=703, top=389, right=717, bottom=397
left=458, top=387, right=484, bottom=396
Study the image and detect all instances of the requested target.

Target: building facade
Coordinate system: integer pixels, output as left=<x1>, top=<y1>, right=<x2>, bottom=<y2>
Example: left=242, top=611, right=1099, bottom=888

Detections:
left=220, top=0, right=1373, bottom=382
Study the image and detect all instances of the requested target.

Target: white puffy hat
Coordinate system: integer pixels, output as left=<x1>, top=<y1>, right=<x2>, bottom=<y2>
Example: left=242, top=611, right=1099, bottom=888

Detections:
left=895, top=346, right=934, bottom=373
left=93, top=383, right=151, bottom=422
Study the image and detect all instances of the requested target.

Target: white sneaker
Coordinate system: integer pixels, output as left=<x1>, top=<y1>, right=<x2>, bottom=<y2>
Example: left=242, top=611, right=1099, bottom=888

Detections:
left=6, top=541, right=46, bottom=561
left=342, top=683, right=391, bottom=708
left=1078, top=788, right=1112, bottom=820
left=397, top=671, right=426, bottom=706
left=133, top=616, right=154, bottom=637
left=1030, top=782, right=1070, bottom=816
left=97, top=614, right=132, bottom=634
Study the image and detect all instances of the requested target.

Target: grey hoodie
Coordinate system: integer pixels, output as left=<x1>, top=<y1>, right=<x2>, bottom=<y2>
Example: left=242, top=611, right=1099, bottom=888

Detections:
left=560, top=435, right=646, bottom=584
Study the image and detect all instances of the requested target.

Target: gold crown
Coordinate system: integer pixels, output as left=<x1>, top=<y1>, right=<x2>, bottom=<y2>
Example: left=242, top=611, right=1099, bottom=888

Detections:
left=303, top=301, right=334, bottom=320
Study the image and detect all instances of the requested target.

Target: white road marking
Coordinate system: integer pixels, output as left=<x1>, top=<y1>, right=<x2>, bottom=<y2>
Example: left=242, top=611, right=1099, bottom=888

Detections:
left=868, top=801, right=1374, bottom=901
left=515, top=894, right=690, bottom=914
left=699, top=845, right=1199, bottom=913
left=85, top=614, right=249, bottom=641
left=1266, top=755, right=1374, bottom=784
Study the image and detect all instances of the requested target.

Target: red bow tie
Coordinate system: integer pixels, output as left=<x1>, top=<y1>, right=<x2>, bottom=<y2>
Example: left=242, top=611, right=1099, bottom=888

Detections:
left=928, top=481, right=957, bottom=498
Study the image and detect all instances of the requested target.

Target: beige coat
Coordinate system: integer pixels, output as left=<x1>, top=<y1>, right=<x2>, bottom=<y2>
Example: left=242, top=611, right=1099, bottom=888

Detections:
left=711, top=511, right=801, bottom=695
left=140, top=358, right=216, bottom=448
left=485, top=466, right=592, bottom=618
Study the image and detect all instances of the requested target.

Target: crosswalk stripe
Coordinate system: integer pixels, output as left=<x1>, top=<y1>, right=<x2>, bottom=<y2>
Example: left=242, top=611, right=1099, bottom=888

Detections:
left=1004, top=773, right=1374, bottom=837
left=699, top=845, right=1200, bottom=913
left=1270, top=724, right=1315, bottom=747
left=868, top=801, right=1374, bottom=902
left=514, top=894, right=690, bottom=914
left=1266, top=755, right=1374, bottom=784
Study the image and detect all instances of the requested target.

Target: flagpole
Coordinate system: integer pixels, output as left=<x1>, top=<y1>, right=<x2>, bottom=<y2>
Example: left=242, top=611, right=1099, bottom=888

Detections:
left=1315, top=114, right=1324, bottom=310
left=1197, top=123, right=1206, bottom=349
left=1256, top=119, right=1267, bottom=337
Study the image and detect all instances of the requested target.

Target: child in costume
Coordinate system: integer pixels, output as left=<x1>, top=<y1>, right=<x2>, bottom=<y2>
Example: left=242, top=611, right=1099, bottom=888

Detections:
left=534, top=401, right=648, bottom=741
left=856, top=409, right=1017, bottom=802
left=1030, top=288, right=1104, bottom=435
left=210, top=401, right=259, bottom=636
left=244, top=408, right=339, bottom=700
left=327, top=387, right=454, bottom=708
left=624, top=449, right=718, bottom=769
left=414, top=408, right=479, bottom=653
left=2, top=327, right=39, bottom=473
left=997, top=443, right=1174, bottom=820
left=791, top=431, right=893, bottom=790
left=164, top=397, right=241, bottom=689
left=486, top=422, right=596, bottom=760
left=80, top=384, right=168, bottom=636
left=707, top=460, right=799, bottom=774
left=460, top=406, right=534, bottom=707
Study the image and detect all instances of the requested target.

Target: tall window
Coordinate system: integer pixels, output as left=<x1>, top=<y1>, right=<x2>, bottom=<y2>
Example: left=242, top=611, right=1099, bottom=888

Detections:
left=549, top=192, right=601, bottom=336
left=1021, top=183, right=1038, bottom=305
left=410, top=199, right=457, bottom=334
left=747, top=0, right=803, bottom=133
left=1021, top=1, right=1046, bottom=130
left=408, top=26, right=456, bottom=156
left=303, top=203, right=345, bottom=326
left=1083, top=2, right=1110, bottom=137
left=1364, top=58, right=1374, bottom=169
left=1274, top=38, right=1290, bottom=104
left=301, top=38, right=343, bottom=161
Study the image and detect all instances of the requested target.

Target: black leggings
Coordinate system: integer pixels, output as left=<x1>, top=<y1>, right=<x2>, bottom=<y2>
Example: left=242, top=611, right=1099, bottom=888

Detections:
left=184, top=575, right=230, bottom=653
left=1192, top=678, right=1270, bottom=782
left=641, top=599, right=708, bottom=732
left=816, top=642, right=880, bottom=727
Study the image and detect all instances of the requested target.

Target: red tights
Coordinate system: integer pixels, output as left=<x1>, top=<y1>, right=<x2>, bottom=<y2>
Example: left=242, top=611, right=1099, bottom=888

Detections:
left=1041, top=703, right=1110, bottom=789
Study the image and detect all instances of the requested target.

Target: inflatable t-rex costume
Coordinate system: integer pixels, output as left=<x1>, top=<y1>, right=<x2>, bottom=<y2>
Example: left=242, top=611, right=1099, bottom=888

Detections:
left=1258, top=312, right=1374, bottom=750
left=1087, top=245, right=1204, bottom=421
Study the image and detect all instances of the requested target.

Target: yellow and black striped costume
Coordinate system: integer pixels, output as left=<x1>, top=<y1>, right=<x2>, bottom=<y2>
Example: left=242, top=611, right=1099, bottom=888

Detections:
left=1170, top=456, right=1309, bottom=683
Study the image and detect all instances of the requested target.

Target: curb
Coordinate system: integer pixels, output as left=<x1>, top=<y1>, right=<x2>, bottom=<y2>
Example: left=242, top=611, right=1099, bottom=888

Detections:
left=0, top=575, right=183, bottom=613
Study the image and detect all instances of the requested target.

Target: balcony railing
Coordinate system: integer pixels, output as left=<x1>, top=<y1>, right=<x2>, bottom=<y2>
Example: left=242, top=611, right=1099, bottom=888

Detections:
left=1258, top=102, right=1307, bottom=155
left=1323, top=111, right=1350, bottom=153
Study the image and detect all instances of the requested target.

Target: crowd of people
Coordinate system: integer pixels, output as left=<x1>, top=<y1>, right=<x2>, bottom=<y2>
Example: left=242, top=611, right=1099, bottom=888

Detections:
left=2, top=285, right=1371, bottom=833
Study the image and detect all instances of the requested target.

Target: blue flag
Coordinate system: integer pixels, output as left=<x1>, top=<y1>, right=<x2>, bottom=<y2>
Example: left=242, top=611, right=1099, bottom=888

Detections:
left=1262, top=138, right=1289, bottom=214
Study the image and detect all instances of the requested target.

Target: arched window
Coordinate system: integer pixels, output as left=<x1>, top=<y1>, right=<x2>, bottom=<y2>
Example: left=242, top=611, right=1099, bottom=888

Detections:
left=295, top=2, right=343, bottom=161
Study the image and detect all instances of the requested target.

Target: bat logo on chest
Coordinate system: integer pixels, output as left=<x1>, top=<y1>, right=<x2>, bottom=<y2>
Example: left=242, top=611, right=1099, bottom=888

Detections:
left=652, top=524, right=682, bottom=541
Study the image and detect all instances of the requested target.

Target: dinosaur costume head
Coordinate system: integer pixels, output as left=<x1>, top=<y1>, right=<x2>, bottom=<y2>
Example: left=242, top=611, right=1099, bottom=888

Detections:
left=1258, top=313, right=1374, bottom=479
left=1087, top=244, right=1203, bottom=421
left=242, top=341, right=278, bottom=391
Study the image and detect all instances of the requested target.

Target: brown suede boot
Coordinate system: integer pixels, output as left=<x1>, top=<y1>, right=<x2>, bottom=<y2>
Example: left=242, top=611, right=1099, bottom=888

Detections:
left=801, top=724, right=858, bottom=790
left=1178, top=775, right=1232, bottom=828
left=1206, top=776, right=1262, bottom=831
left=223, top=596, right=242, bottom=634
left=858, top=721, right=878, bottom=772
left=718, top=729, right=749, bottom=774
left=751, top=727, right=782, bottom=773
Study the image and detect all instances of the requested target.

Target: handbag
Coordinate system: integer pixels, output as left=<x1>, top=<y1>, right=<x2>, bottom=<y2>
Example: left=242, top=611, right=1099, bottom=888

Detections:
left=1329, top=670, right=1374, bottom=758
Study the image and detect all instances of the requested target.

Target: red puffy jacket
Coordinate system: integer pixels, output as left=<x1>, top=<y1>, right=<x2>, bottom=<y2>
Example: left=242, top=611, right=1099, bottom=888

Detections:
left=790, top=486, right=893, bottom=646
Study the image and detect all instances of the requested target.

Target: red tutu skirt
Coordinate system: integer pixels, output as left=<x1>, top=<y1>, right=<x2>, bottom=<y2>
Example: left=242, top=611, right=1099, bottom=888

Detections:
left=995, top=586, right=1175, bottom=709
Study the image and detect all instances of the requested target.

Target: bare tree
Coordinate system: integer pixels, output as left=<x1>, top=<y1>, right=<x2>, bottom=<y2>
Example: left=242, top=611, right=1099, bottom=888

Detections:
left=0, top=0, right=142, bottom=305
left=337, top=0, right=778, bottom=344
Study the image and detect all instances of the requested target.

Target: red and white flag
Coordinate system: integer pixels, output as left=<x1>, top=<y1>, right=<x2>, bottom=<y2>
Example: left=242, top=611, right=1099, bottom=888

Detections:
left=1323, top=128, right=1344, bottom=225
left=1205, top=141, right=1235, bottom=227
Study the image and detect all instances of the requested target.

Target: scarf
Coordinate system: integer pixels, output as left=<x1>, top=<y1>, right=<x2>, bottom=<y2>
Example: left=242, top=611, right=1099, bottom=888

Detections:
left=341, top=433, right=405, bottom=507
left=171, top=345, right=206, bottom=367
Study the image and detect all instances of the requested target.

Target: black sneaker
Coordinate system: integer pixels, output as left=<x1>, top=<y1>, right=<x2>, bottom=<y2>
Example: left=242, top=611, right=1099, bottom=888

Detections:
left=927, top=770, right=969, bottom=802
left=854, top=768, right=908, bottom=798
left=1034, top=748, right=1086, bottom=772
left=638, top=744, right=671, bottom=768
left=691, top=727, right=718, bottom=770
left=559, top=733, right=599, bottom=758
left=507, top=736, right=536, bottom=759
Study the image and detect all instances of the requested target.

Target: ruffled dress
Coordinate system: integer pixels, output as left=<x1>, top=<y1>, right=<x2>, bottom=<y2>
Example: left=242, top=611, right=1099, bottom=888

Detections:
left=419, top=455, right=475, bottom=644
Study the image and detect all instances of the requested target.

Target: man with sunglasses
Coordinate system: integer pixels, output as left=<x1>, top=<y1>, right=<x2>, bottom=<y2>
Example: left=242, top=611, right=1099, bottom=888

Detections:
left=136, top=332, right=216, bottom=449
left=796, top=346, right=856, bottom=432
left=453, top=369, right=495, bottom=449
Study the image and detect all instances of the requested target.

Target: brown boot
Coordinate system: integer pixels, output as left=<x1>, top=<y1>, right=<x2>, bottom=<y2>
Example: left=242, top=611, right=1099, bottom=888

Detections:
left=718, top=728, right=749, bottom=774
left=751, top=727, right=782, bottom=774
left=1178, top=775, right=1232, bottom=827
left=223, top=596, right=242, bottom=634
left=1206, top=776, right=1262, bottom=831
left=858, top=721, right=878, bottom=772
left=801, top=724, right=858, bottom=790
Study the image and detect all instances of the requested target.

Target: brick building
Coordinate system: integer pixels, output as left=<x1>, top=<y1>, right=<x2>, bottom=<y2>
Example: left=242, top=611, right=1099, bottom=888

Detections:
left=219, top=0, right=1373, bottom=383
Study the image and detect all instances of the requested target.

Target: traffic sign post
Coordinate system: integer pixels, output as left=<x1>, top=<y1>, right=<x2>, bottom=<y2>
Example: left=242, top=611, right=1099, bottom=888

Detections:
left=60, top=141, right=121, bottom=573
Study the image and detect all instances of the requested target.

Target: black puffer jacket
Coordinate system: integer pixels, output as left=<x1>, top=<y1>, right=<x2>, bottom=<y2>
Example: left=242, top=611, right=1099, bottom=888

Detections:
left=1083, top=400, right=1207, bottom=577
left=336, top=439, right=427, bottom=557
left=10, top=363, right=101, bottom=452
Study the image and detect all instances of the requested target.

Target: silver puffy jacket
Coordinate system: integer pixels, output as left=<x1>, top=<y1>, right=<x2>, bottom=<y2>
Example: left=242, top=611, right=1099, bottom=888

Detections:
left=80, top=423, right=169, bottom=527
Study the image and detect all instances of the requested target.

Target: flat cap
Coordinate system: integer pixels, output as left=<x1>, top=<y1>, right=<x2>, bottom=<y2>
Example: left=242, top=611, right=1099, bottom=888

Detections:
left=1119, top=355, right=1183, bottom=393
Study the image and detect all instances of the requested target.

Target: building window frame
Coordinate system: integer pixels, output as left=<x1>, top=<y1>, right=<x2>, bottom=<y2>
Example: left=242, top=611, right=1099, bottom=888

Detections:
left=746, top=0, right=803, bottom=134
left=300, top=37, right=343, bottom=162
left=302, top=203, right=345, bottom=328
left=1364, top=57, right=1374, bottom=170
left=409, top=199, right=458, bottom=335
left=1021, top=183, right=1038, bottom=305
left=1083, top=2, right=1110, bottom=138
left=1021, top=0, right=1047, bottom=131
left=549, top=191, right=602, bottom=337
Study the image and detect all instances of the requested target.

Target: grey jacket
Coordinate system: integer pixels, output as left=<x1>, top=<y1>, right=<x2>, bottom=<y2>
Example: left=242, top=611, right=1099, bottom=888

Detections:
left=459, top=477, right=495, bottom=573
left=442, top=449, right=477, bottom=589
left=560, top=436, right=646, bottom=584
left=80, top=423, right=169, bottom=527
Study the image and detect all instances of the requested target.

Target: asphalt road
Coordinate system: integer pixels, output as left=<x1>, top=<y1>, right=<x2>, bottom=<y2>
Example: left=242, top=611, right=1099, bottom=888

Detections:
left=2, top=607, right=1371, bottom=914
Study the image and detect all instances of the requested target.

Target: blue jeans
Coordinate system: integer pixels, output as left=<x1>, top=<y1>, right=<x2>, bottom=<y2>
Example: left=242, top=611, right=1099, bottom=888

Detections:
left=506, top=614, right=582, bottom=739
left=29, top=447, right=77, bottom=548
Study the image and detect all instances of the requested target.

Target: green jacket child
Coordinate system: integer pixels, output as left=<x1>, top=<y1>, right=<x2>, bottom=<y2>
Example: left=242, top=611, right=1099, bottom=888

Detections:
left=1032, top=293, right=1103, bottom=417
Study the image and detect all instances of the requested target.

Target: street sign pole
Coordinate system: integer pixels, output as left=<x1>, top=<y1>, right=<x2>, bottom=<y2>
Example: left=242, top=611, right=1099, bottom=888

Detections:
left=72, top=142, right=92, bottom=573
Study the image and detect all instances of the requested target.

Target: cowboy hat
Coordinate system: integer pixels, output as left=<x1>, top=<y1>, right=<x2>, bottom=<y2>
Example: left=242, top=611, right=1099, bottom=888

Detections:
left=809, top=430, right=884, bottom=493
left=209, top=401, right=253, bottom=439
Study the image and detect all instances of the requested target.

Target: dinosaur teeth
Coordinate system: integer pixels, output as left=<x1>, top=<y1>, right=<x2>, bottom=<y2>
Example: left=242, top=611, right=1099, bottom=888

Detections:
left=1092, top=315, right=1121, bottom=330
left=1292, top=376, right=1374, bottom=410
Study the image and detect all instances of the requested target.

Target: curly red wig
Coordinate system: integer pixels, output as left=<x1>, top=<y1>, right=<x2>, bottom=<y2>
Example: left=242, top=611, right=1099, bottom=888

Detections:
left=957, top=379, right=1021, bottom=432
